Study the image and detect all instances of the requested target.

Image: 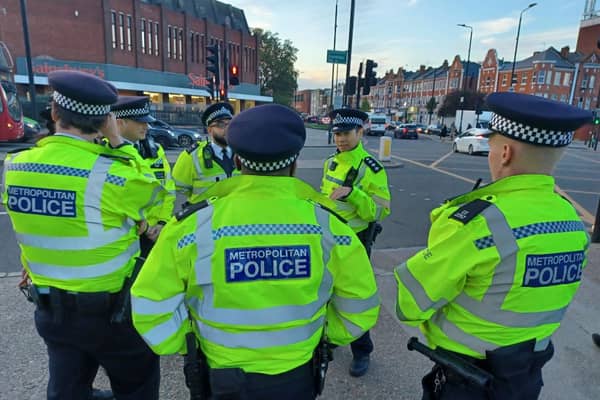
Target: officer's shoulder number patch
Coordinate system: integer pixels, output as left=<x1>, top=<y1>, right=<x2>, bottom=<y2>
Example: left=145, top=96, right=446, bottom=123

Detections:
left=186, top=141, right=200, bottom=154
left=449, top=199, right=492, bottom=224
left=175, top=199, right=210, bottom=221
left=363, top=156, right=383, bottom=173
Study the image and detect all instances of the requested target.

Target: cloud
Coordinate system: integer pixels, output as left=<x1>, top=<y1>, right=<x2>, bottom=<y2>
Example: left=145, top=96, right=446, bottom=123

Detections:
left=227, top=2, right=275, bottom=29
left=473, top=17, right=518, bottom=36
left=480, top=37, right=497, bottom=46
left=407, top=0, right=419, bottom=6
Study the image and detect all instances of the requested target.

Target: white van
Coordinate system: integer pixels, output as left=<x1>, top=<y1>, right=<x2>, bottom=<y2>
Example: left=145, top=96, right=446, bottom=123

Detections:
left=367, top=114, right=387, bottom=136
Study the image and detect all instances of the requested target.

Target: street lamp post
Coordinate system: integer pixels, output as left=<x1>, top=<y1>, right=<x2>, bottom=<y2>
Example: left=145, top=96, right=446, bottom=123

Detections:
left=457, top=23, right=473, bottom=134
left=510, top=3, right=537, bottom=89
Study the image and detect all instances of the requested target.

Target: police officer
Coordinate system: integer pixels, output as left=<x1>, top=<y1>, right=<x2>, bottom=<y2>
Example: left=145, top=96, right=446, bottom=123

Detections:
left=131, top=104, right=380, bottom=400
left=2, top=70, right=161, bottom=400
left=395, top=92, right=591, bottom=399
left=110, top=96, right=176, bottom=257
left=172, top=102, right=238, bottom=204
left=320, top=107, right=391, bottom=377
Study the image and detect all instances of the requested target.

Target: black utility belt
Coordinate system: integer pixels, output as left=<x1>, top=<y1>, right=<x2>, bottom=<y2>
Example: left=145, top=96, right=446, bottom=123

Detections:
left=29, top=285, right=121, bottom=315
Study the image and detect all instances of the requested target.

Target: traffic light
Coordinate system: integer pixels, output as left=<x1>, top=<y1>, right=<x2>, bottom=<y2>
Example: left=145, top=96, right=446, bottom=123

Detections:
left=346, top=76, right=357, bottom=96
left=363, top=59, right=378, bottom=95
left=206, top=44, right=220, bottom=91
left=220, top=88, right=225, bottom=99
left=594, top=110, right=600, bottom=125
left=206, top=76, right=215, bottom=100
left=229, top=64, right=240, bottom=86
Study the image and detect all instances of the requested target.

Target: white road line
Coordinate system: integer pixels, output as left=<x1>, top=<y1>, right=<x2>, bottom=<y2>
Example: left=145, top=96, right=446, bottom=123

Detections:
left=0, top=211, right=7, bottom=215
left=565, top=151, right=600, bottom=164
left=554, top=186, right=594, bottom=225
left=430, top=150, right=455, bottom=168
left=390, top=154, right=475, bottom=184
left=554, top=175, right=600, bottom=182
left=561, top=189, right=600, bottom=196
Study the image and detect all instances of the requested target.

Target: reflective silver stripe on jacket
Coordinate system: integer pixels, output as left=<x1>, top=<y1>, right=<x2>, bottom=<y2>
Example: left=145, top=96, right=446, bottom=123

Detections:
left=27, top=240, right=140, bottom=279
left=432, top=205, right=570, bottom=352
left=142, top=300, right=189, bottom=346
left=395, top=262, right=449, bottom=312
left=133, top=293, right=186, bottom=316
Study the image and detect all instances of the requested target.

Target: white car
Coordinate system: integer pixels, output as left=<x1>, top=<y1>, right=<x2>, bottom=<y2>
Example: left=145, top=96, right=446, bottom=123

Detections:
left=453, top=128, right=490, bottom=155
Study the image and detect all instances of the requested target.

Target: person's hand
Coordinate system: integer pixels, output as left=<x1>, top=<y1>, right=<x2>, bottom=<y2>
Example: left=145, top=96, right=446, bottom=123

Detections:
left=18, top=268, right=30, bottom=288
left=137, top=220, right=149, bottom=236
left=146, top=224, right=164, bottom=242
left=101, top=113, right=123, bottom=148
left=329, top=186, right=352, bottom=200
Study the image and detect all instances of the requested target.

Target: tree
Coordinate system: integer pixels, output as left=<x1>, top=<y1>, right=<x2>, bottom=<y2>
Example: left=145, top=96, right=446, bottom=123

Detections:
left=360, top=98, right=371, bottom=112
left=253, top=28, right=298, bottom=106
left=437, top=90, right=487, bottom=118
left=425, top=97, right=437, bottom=115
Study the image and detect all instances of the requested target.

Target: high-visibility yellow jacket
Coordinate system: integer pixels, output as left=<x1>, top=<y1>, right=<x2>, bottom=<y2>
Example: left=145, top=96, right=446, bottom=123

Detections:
left=138, top=142, right=176, bottom=225
left=320, top=142, right=391, bottom=232
left=172, top=140, right=239, bottom=204
left=1, top=135, right=164, bottom=293
left=395, top=174, right=589, bottom=358
left=131, top=175, right=380, bottom=374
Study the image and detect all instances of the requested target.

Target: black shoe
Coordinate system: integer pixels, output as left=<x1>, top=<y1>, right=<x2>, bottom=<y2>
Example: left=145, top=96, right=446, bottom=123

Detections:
left=593, top=333, right=600, bottom=348
left=90, top=388, right=115, bottom=400
left=349, top=355, right=370, bottom=377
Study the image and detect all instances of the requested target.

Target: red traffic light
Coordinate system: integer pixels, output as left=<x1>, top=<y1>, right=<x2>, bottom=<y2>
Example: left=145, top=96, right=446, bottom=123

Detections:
left=229, top=65, right=240, bottom=86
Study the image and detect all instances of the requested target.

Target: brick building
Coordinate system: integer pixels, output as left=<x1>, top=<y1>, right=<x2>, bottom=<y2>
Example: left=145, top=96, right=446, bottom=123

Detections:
left=0, top=0, right=269, bottom=115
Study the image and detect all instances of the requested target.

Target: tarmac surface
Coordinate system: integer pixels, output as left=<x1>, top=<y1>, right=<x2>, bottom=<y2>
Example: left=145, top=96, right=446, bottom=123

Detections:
left=1, top=129, right=599, bottom=399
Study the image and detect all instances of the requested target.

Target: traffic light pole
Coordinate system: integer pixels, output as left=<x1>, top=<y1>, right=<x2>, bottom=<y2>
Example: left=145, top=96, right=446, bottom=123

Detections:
left=343, top=0, right=355, bottom=106
left=356, top=62, right=363, bottom=109
left=223, top=24, right=229, bottom=101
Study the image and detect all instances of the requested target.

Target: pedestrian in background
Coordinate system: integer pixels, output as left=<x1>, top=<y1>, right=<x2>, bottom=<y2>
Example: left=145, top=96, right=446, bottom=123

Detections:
left=395, top=92, right=591, bottom=399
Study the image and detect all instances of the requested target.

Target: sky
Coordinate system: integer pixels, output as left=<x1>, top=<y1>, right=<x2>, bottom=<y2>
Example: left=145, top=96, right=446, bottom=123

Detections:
left=226, top=0, right=586, bottom=89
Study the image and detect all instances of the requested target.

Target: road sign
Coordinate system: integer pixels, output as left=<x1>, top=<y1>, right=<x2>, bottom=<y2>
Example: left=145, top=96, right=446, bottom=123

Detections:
left=327, top=50, right=347, bottom=64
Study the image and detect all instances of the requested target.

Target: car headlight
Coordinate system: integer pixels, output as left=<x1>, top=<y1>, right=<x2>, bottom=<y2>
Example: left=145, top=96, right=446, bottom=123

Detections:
left=168, top=130, right=176, bottom=138
left=25, top=122, right=35, bottom=129
left=193, top=132, right=202, bottom=139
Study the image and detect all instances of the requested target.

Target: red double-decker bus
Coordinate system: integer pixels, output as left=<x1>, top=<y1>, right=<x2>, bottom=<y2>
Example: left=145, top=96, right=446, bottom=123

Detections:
left=0, top=42, right=24, bottom=142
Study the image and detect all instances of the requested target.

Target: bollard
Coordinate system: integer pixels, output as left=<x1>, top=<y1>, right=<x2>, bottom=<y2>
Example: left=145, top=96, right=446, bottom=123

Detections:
left=379, top=136, right=392, bottom=161
left=592, top=197, right=600, bottom=243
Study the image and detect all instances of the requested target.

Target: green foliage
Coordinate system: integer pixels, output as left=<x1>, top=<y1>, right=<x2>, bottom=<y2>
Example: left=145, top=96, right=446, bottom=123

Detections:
left=437, top=90, right=487, bottom=117
left=360, top=98, right=371, bottom=112
left=253, top=28, right=299, bottom=106
left=425, top=97, right=437, bottom=115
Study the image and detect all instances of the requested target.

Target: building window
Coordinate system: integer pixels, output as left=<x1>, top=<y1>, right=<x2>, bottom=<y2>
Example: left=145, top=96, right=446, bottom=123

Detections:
left=178, top=29, right=183, bottom=61
left=521, top=74, right=528, bottom=85
left=537, top=70, right=545, bottom=84
left=564, top=72, right=571, bottom=86
left=502, top=74, right=507, bottom=86
left=167, top=26, right=172, bottom=58
left=147, top=20, right=153, bottom=55
left=196, top=34, right=201, bottom=63
left=551, top=94, right=558, bottom=101
left=590, top=75, right=596, bottom=90
left=111, top=11, right=117, bottom=49
left=127, top=15, right=132, bottom=51
left=119, top=13, right=124, bottom=50
left=582, top=75, right=588, bottom=89
left=173, top=27, right=178, bottom=59
left=154, top=22, right=159, bottom=56
left=585, top=98, right=591, bottom=109
left=200, top=34, right=204, bottom=63
left=546, top=70, right=552, bottom=85
left=190, top=31, right=195, bottom=62
left=560, top=94, right=567, bottom=103
left=141, top=19, right=146, bottom=54
left=554, top=71, right=561, bottom=86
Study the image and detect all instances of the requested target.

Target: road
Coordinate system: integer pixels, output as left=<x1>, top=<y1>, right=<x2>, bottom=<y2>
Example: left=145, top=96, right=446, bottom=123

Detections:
left=0, top=130, right=599, bottom=399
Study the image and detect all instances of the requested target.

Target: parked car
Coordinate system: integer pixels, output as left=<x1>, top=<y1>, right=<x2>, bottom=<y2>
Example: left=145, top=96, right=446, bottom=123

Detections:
left=453, top=128, right=490, bottom=155
left=305, top=115, right=319, bottom=123
left=415, top=124, right=427, bottom=134
left=22, top=116, right=41, bottom=141
left=394, top=123, right=419, bottom=139
left=367, top=114, right=387, bottom=136
left=149, top=119, right=203, bottom=148
left=425, top=124, right=443, bottom=136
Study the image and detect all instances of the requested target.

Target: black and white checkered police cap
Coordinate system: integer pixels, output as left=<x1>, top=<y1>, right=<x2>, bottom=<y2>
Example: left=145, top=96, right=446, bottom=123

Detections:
left=486, top=92, right=592, bottom=147
left=111, top=96, right=155, bottom=123
left=328, top=108, right=369, bottom=133
left=202, top=102, right=234, bottom=126
left=228, top=104, right=306, bottom=172
left=48, top=70, right=118, bottom=116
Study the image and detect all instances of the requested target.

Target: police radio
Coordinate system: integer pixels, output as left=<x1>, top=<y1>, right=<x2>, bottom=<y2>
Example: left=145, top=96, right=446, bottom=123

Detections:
left=202, top=145, right=213, bottom=169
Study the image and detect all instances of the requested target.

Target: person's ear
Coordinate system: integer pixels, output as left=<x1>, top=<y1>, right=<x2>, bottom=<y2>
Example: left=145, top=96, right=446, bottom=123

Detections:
left=501, top=143, right=513, bottom=166
left=50, top=103, right=58, bottom=122
left=289, top=160, right=297, bottom=177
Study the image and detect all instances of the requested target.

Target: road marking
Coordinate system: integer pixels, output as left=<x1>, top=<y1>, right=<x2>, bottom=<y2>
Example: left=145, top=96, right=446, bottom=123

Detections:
left=0, top=211, right=7, bottom=215
left=554, top=186, right=594, bottom=225
left=565, top=151, right=600, bottom=165
left=430, top=150, right=455, bottom=168
left=390, top=154, right=476, bottom=184
left=561, top=189, right=600, bottom=195
left=554, top=175, right=600, bottom=182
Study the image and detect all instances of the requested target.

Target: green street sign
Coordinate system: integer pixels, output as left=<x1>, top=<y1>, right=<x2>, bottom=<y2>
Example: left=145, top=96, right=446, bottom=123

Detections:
left=327, top=50, right=347, bottom=64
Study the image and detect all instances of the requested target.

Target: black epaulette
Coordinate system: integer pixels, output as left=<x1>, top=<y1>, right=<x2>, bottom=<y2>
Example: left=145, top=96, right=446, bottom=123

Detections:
left=186, top=141, right=199, bottom=154
left=449, top=199, right=492, bottom=224
left=7, top=147, right=31, bottom=154
left=314, top=202, right=348, bottom=224
left=363, top=156, right=383, bottom=173
left=98, top=153, right=133, bottom=164
left=175, top=200, right=210, bottom=221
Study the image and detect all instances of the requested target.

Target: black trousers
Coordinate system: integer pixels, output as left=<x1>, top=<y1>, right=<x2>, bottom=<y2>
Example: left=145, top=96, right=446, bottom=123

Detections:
left=35, top=307, right=160, bottom=400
